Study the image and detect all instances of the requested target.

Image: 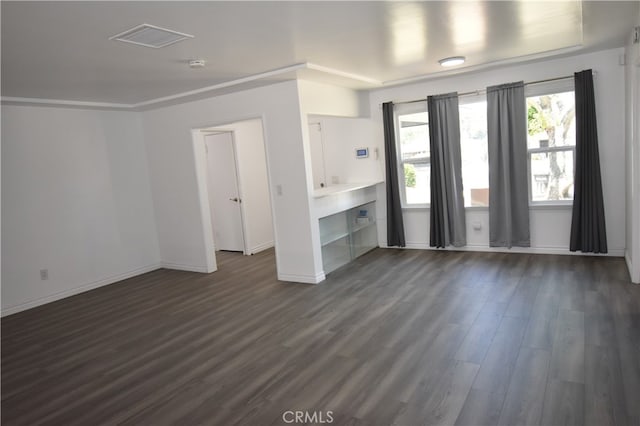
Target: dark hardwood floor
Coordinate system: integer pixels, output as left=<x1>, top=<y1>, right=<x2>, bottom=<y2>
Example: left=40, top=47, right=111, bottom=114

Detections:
left=2, top=248, right=639, bottom=425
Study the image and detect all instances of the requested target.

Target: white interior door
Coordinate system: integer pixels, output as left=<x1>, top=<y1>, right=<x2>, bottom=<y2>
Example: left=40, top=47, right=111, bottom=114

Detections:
left=308, top=122, right=327, bottom=189
left=205, top=132, right=245, bottom=252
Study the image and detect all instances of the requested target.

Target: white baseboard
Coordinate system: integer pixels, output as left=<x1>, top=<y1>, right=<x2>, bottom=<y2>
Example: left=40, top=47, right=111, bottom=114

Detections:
left=381, top=241, right=625, bottom=257
left=249, top=241, right=275, bottom=255
left=160, top=262, right=211, bottom=273
left=278, top=271, right=325, bottom=284
left=1, top=263, right=162, bottom=317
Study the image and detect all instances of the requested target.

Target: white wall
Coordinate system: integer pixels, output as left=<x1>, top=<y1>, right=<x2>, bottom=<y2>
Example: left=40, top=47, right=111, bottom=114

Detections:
left=625, top=22, right=640, bottom=282
left=308, top=115, right=383, bottom=186
left=142, top=80, right=323, bottom=283
left=3, top=47, right=631, bottom=316
left=297, top=80, right=365, bottom=118
left=1, top=106, right=160, bottom=315
left=227, top=118, right=274, bottom=254
left=369, top=48, right=627, bottom=256
left=297, top=80, right=370, bottom=278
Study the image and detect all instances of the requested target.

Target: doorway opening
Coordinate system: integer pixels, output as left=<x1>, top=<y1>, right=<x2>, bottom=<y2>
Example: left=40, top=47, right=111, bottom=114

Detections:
left=203, top=130, right=246, bottom=253
left=308, top=121, right=327, bottom=189
left=192, top=117, right=276, bottom=272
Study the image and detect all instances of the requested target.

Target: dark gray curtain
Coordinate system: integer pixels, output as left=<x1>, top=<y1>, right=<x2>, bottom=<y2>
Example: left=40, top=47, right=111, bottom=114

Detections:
left=487, top=82, right=530, bottom=247
left=382, top=102, right=406, bottom=247
left=570, top=70, right=607, bottom=253
left=428, top=93, right=466, bottom=248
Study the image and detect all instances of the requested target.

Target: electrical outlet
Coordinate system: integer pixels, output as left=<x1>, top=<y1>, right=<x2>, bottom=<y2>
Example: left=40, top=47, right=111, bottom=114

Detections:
left=276, top=184, right=283, bottom=196
left=40, top=269, right=49, bottom=280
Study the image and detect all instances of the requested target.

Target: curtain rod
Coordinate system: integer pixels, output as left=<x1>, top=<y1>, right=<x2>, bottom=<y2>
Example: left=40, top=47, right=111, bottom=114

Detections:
left=391, top=73, right=592, bottom=106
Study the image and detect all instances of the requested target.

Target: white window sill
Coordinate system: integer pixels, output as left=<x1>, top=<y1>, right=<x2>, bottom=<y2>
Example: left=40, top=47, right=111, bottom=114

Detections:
left=402, top=205, right=429, bottom=210
left=529, top=203, right=573, bottom=210
left=400, top=204, right=572, bottom=211
left=402, top=206, right=489, bottom=211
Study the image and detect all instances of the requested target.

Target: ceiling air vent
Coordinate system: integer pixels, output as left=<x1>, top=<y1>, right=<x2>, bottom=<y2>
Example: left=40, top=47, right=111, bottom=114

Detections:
left=109, top=24, right=194, bottom=48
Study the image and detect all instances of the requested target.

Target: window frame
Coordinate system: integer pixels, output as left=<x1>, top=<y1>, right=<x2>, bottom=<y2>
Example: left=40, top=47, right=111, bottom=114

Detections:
left=394, top=101, right=430, bottom=209
left=524, top=80, right=576, bottom=207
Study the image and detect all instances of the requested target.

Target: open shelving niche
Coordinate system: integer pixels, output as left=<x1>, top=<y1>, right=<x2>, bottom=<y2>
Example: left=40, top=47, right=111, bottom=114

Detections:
left=315, top=183, right=379, bottom=274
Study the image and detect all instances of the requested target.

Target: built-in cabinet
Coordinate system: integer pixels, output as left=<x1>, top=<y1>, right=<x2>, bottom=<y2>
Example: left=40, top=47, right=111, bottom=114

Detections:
left=320, top=201, right=377, bottom=273
left=314, top=183, right=380, bottom=275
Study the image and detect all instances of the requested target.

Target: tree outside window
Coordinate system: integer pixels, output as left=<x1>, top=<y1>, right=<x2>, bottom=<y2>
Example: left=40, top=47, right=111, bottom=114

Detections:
left=396, top=108, right=430, bottom=206
left=526, top=91, right=576, bottom=203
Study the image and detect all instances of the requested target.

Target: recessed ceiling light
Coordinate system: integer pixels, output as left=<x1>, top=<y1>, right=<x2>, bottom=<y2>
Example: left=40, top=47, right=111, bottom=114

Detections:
left=438, top=56, right=466, bottom=67
left=110, top=24, right=194, bottom=49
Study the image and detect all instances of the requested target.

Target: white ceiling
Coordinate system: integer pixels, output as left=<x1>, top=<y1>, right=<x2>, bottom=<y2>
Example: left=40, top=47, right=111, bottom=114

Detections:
left=1, top=1, right=638, bottom=107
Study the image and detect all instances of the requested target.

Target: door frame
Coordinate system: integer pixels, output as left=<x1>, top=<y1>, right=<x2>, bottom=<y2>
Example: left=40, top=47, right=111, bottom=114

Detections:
left=203, top=130, right=249, bottom=255
left=191, top=115, right=279, bottom=274
left=308, top=121, right=327, bottom=189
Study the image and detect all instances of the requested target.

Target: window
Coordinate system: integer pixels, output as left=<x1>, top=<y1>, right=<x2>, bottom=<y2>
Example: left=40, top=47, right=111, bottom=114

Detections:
left=396, top=104, right=430, bottom=207
left=526, top=86, right=576, bottom=204
left=459, top=98, right=489, bottom=207
left=393, top=81, right=576, bottom=208
left=395, top=98, right=489, bottom=208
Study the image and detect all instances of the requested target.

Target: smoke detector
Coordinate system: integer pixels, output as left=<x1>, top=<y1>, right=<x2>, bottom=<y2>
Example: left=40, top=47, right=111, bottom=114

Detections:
left=188, top=59, right=206, bottom=69
left=110, top=24, right=194, bottom=48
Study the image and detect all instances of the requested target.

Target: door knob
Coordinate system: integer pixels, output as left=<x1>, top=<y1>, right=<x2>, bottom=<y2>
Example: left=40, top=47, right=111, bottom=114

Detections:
left=229, top=197, right=240, bottom=202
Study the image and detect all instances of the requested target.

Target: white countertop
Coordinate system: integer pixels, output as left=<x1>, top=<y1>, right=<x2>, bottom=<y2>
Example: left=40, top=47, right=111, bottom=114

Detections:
left=313, top=181, right=382, bottom=199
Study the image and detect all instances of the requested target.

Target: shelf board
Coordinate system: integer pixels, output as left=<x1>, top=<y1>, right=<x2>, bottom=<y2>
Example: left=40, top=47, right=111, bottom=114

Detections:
left=313, top=181, right=382, bottom=199
left=322, top=244, right=351, bottom=273
left=320, top=231, right=350, bottom=246
left=353, top=245, right=378, bottom=258
left=323, top=257, right=350, bottom=274
left=351, top=220, right=376, bottom=234
left=319, top=200, right=378, bottom=275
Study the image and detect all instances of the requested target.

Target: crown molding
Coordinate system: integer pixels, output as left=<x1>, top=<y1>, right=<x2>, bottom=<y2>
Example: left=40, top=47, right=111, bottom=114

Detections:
left=1, top=62, right=380, bottom=111
left=0, top=46, right=587, bottom=110
left=131, top=62, right=309, bottom=108
left=382, top=45, right=584, bottom=87
left=0, top=96, right=131, bottom=110
left=305, top=63, right=381, bottom=85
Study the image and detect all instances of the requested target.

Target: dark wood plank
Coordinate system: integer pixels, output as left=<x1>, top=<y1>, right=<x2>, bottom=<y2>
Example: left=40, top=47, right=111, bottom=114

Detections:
left=584, top=344, right=629, bottom=426
left=497, top=347, right=550, bottom=426
left=609, top=279, right=640, bottom=426
left=522, top=278, right=561, bottom=349
left=585, top=287, right=616, bottom=347
left=548, top=309, right=585, bottom=384
left=393, top=359, right=479, bottom=426
left=454, top=389, right=505, bottom=426
left=1, top=249, right=638, bottom=426
left=454, top=311, right=502, bottom=364
left=471, top=316, right=528, bottom=396
left=504, top=277, right=540, bottom=319
left=540, top=379, right=585, bottom=426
